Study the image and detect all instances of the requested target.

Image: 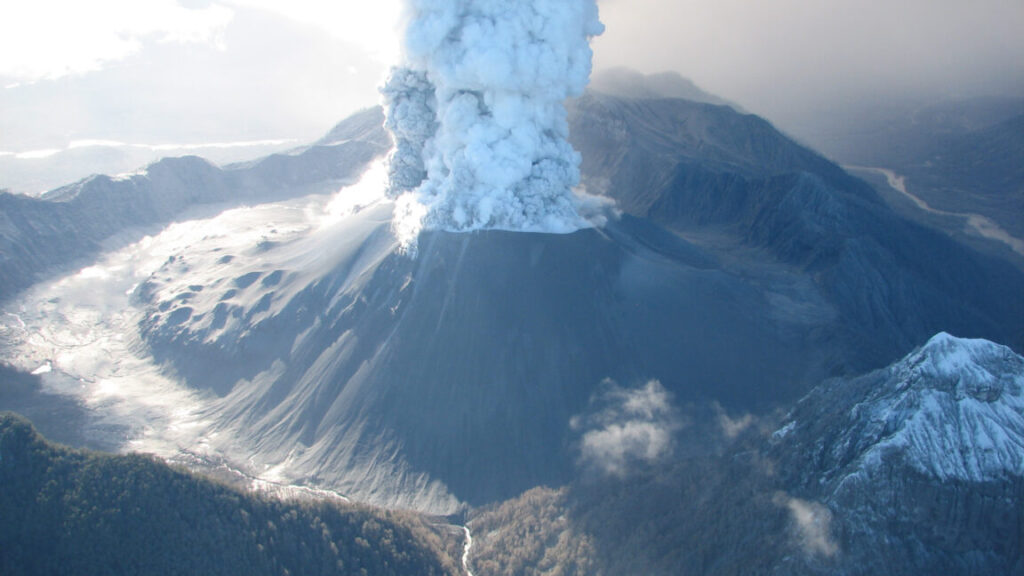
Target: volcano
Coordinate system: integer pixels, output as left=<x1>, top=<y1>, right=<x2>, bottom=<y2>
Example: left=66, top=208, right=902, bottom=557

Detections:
left=113, top=83, right=1024, bottom=512
left=135, top=201, right=832, bottom=511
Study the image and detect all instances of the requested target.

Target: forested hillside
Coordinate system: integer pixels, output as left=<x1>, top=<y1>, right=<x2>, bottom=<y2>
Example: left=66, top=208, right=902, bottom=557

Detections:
left=0, top=412, right=461, bottom=576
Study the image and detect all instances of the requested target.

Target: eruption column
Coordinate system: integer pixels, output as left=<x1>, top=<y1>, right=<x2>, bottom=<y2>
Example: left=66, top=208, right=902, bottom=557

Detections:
left=382, top=0, right=604, bottom=246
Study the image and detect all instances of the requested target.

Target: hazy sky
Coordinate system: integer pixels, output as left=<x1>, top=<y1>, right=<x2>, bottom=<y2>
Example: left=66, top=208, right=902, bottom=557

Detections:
left=597, top=0, right=1024, bottom=123
left=2, top=0, right=1023, bottom=153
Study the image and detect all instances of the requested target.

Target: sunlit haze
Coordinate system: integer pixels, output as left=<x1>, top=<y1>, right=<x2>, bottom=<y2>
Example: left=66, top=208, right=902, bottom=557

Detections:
left=0, top=0, right=401, bottom=160
left=0, top=0, right=400, bottom=81
left=2, top=0, right=1023, bottom=191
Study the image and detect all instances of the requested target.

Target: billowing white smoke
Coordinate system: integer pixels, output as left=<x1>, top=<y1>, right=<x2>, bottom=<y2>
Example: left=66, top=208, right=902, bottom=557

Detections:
left=571, top=380, right=683, bottom=478
left=382, top=0, right=604, bottom=247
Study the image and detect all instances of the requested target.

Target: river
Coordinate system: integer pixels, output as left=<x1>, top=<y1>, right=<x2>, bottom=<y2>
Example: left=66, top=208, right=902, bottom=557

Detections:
left=848, top=165, right=1024, bottom=257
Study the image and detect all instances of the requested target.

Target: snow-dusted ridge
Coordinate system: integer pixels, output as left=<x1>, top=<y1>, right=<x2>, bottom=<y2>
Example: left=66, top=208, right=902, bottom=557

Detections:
left=866, top=333, right=1024, bottom=482
left=782, top=332, right=1024, bottom=485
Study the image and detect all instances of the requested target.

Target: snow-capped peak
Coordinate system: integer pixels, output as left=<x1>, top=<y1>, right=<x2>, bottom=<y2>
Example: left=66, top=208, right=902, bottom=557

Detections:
left=783, top=333, right=1024, bottom=486
left=905, top=332, right=1024, bottom=399
left=855, top=333, right=1024, bottom=482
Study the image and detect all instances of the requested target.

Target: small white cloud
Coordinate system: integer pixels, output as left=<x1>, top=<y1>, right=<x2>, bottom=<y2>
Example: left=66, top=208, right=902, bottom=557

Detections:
left=572, top=380, right=683, bottom=477
left=714, top=402, right=756, bottom=439
left=774, top=492, right=839, bottom=559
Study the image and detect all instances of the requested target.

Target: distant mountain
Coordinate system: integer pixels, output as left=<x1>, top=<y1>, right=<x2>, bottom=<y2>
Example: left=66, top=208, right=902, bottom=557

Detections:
left=0, top=108, right=388, bottom=303
left=589, top=68, right=737, bottom=108
left=0, top=145, right=142, bottom=197
left=0, top=412, right=461, bottom=576
left=468, top=333, right=1024, bottom=575
left=787, top=95, right=1024, bottom=169
left=918, top=112, right=1024, bottom=234
left=0, top=140, right=298, bottom=198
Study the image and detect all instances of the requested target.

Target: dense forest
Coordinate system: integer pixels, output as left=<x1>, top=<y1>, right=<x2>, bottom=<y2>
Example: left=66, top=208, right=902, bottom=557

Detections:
left=0, top=412, right=462, bottom=576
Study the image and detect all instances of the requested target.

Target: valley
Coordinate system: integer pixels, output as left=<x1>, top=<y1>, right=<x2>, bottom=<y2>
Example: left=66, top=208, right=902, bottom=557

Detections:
left=0, top=165, right=396, bottom=491
left=848, top=165, right=1024, bottom=259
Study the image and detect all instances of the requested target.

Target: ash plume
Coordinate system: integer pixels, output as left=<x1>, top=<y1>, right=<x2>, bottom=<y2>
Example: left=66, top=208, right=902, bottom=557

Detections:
left=382, top=0, right=605, bottom=246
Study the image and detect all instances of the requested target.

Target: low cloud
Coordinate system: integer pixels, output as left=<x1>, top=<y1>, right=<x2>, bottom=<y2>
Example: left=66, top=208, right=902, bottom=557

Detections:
left=773, top=492, right=839, bottom=559
left=571, top=380, right=683, bottom=478
left=713, top=402, right=756, bottom=440
left=594, top=0, right=1024, bottom=131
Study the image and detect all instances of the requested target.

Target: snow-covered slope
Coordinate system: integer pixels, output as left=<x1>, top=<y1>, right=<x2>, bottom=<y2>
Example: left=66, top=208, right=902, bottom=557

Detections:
left=768, top=333, right=1024, bottom=575
left=858, top=333, right=1024, bottom=481
left=778, top=332, right=1024, bottom=487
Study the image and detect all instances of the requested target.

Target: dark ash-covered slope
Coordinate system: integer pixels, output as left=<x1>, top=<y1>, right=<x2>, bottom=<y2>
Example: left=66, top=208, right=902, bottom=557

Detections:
left=136, top=202, right=829, bottom=511
left=569, top=92, right=1024, bottom=367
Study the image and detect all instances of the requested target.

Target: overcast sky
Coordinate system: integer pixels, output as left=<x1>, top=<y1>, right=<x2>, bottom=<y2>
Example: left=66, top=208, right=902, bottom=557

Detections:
left=2, top=0, right=1023, bottom=153
left=597, top=0, right=1024, bottom=124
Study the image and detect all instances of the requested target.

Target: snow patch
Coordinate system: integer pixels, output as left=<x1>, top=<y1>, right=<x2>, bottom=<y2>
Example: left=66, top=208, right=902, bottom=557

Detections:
left=30, top=362, right=52, bottom=375
left=773, top=420, right=796, bottom=440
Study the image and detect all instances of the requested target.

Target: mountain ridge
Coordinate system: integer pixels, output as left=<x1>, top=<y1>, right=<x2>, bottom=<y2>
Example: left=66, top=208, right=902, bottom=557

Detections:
left=569, top=91, right=1024, bottom=365
left=0, top=108, right=388, bottom=304
left=777, top=332, right=1024, bottom=489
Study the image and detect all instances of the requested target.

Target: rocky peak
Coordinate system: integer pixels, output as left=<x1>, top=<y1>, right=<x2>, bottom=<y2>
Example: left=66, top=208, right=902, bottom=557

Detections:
left=897, top=332, right=1024, bottom=401
left=780, top=333, right=1024, bottom=487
